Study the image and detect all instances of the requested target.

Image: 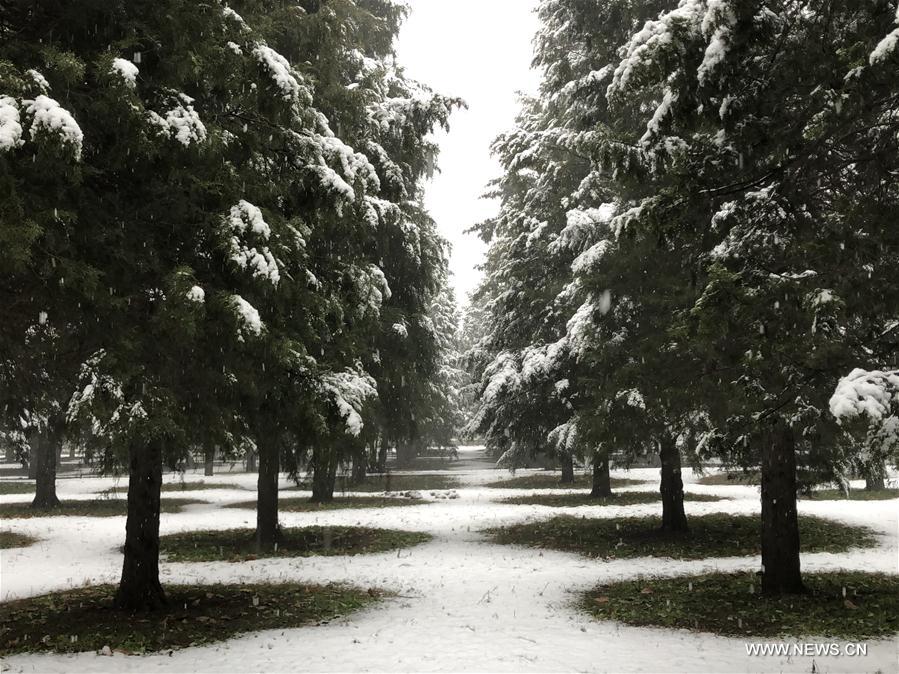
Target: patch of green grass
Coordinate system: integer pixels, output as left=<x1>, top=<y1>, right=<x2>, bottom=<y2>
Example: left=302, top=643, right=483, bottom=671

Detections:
left=0, top=498, right=205, bottom=519
left=0, top=531, right=38, bottom=549
left=485, top=473, right=643, bottom=489
left=802, top=488, right=899, bottom=501
left=289, top=474, right=458, bottom=493
left=160, top=526, right=432, bottom=562
left=0, top=481, right=34, bottom=495
left=223, top=495, right=426, bottom=512
left=106, top=481, right=242, bottom=494
left=695, top=472, right=759, bottom=486
left=484, top=514, right=876, bottom=560
left=583, top=571, right=899, bottom=639
left=501, top=491, right=725, bottom=507
left=0, top=582, right=381, bottom=656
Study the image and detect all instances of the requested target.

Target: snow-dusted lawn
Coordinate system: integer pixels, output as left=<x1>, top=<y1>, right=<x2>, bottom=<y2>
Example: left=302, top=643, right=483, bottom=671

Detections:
left=1, top=451, right=896, bottom=673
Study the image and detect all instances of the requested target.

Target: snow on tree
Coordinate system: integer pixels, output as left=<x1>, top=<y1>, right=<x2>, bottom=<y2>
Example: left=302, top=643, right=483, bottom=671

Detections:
left=830, top=368, right=899, bottom=490
left=1, top=0, right=459, bottom=609
left=0, top=96, right=24, bottom=151
left=471, top=0, right=898, bottom=552
left=0, top=52, right=92, bottom=511
left=321, top=367, right=378, bottom=438
left=831, top=369, right=899, bottom=424
left=597, top=0, right=899, bottom=593
left=468, top=0, right=673, bottom=495
left=109, top=58, right=139, bottom=89
left=327, top=33, right=463, bottom=474
left=465, top=92, right=589, bottom=482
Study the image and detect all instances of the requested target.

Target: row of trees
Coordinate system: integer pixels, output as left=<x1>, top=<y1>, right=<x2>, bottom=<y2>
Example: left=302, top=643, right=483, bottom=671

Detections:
left=467, top=0, right=899, bottom=594
left=0, top=0, right=464, bottom=610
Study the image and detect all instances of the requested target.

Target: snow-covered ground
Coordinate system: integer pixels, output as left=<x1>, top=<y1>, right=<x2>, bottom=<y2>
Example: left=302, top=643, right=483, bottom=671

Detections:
left=1, top=447, right=896, bottom=673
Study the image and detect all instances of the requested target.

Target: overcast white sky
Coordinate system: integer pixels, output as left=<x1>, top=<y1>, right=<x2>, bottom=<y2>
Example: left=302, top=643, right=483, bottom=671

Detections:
left=395, top=1, right=541, bottom=305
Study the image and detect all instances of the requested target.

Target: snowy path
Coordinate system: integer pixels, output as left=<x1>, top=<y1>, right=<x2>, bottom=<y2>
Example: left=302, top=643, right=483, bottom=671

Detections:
left=1, top=449, right=897, bottom=673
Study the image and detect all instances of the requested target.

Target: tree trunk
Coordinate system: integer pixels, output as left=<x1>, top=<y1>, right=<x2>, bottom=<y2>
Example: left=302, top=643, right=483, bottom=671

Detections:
left=864, top=461, right=885, bottom=491
left=351, top=446, right=367, bottom=486
left=865, top=474, right=885, bottom=491
left=255, top=439, right=279, bottom=552
left=377, top=436, right=388, bottom=472
left=760, top=418, right=805, bottom=595
left=311, top=445, right=338, bottom=502
left=560, top=453, right=575, bottom=484
left=115, top=437, right=167, bottom=611
left=246, top=449, right=257, bottom=472
left=659, top=433, right=688, bottom=532
left=396, top=440, right=416, bottom=467
left=31, top=429, right=61, bottom=509
left=204, top=444, right=215, bottom=477
left=591, top=452, right=612, bottom=497
left=327, top=449, right=339, bottom=492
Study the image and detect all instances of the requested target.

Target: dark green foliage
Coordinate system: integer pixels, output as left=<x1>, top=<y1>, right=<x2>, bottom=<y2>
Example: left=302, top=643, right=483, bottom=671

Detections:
left=465, top=0, right=674, bottom=474
left=468, top=0, right=899, bottom=594
left=0, top=0, right=463, bottom=604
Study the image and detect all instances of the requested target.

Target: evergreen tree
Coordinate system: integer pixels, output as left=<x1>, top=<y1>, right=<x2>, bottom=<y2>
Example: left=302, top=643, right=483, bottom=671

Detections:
left=468, top=0, right=675, bottom=500
left=467, top=94, right=590, bottom=482
left=601, top=0, right=899, bottom=592
left=0, top=31, right=93, bottom=509
left=1, top=0, right=442, bottom=608
left=531, top=0, right=692, bottom=513
left=250, top=0, right=462, bottom=491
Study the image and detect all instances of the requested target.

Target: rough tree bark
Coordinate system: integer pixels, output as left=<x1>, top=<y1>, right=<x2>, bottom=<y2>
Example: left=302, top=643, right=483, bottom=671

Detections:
left=591, top=452, right=612, bottom=497
left=351, top=445, right=367, bottom=486
left=864, top=461, right=886, bottom=491
left=659, top=433, right=688, bottom=532
left=560, top=453, right=574, bottom=484
left=31, top=426, right=61, bottom=509
left=255, top=438, right=279, bottom=552
left=311, top=444, right=339, bottom=502
left=204, top=443, right=215, bottom=477
left=760, top=418, right=805, bottom=595
left=115, top=436, right=167, bottom=611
